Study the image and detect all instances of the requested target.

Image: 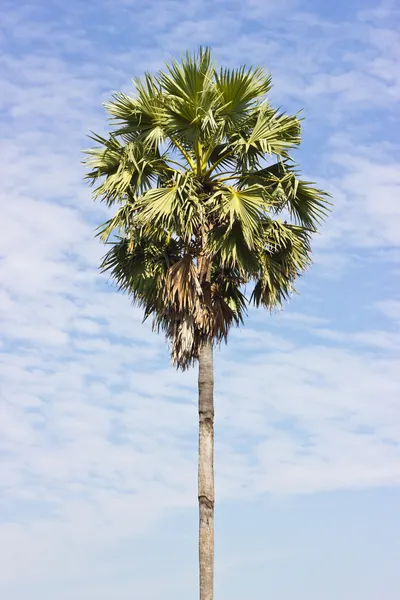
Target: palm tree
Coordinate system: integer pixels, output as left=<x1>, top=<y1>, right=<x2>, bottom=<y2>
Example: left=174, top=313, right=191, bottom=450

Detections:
left=84, top=48, right=329, bottom=600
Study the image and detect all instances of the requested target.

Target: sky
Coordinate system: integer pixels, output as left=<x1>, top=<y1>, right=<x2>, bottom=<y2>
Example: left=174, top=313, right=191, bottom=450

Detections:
left=0, top=0, right=400, bottom=598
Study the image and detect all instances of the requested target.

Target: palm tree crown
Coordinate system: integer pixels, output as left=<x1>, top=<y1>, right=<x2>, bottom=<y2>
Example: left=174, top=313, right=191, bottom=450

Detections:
left=84, top=48, right=330, bottom=369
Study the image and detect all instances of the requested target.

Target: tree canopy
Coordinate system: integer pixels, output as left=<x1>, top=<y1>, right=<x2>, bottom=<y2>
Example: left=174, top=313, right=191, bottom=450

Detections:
left=84, top=48, right=330, bottom=369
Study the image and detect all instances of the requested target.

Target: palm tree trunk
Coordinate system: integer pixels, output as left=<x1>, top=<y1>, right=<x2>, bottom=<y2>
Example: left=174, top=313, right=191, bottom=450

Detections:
left=198, top=339, right=214, bottom=600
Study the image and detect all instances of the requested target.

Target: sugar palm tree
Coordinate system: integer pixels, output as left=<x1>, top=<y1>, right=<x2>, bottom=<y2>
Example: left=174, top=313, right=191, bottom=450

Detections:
left=84, top=48, right=329, bottom=600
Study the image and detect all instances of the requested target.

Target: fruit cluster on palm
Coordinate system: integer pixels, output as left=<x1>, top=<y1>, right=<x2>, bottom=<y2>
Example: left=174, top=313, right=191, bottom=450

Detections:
left=84, top=48, right=329, bottom=600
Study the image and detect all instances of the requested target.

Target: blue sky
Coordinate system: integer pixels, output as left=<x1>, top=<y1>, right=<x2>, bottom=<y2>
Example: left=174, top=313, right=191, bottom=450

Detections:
left=1, top=0, right=400, bottom=598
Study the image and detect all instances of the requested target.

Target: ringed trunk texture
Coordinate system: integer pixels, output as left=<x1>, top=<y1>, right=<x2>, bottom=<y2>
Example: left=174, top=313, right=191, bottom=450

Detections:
left=198, top=340, right=214, bottom=600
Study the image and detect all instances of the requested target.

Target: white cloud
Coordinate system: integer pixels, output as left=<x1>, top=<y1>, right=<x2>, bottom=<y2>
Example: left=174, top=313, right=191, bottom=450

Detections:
left=375, top=299, right=400, bottom=321
left=312, top=327, right=400, bottom=350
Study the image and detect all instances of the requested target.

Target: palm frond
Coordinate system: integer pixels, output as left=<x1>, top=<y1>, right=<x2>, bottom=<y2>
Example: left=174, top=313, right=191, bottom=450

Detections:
left=212, top=185, right=266, bottom=247
left=215, top=65, right=272, bottom=126
left=166, top=255, right=202, bottom=310
left=137, top=173, right=203, bottom=241
left=238, top=161, right=331, bottom=228
left=251, top=221, right=312, bottom=308
left=83, top=134, right=171, bottom=204
left=96, top=203, right=135, bottom=242
left=207, top=221, right=261, bottom=274
left=238, top=106, right=301, bottom=157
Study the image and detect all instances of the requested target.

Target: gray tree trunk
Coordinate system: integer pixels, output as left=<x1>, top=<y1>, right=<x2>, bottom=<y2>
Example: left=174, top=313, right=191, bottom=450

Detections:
left=198, top=339, right=214, bottom=600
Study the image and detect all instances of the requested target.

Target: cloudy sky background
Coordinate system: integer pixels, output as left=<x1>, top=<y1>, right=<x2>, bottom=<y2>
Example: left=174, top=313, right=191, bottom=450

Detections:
left=1, top=0, right=400, bottom=598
